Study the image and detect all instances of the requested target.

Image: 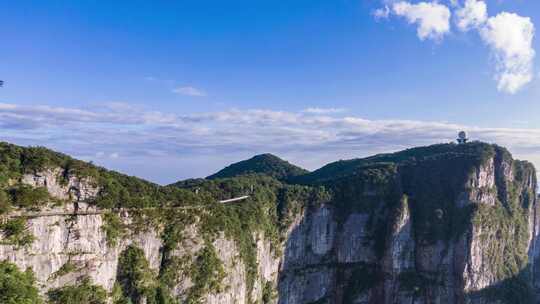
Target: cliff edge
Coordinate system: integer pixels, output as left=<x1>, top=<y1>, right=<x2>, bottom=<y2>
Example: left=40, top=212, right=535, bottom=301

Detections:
left=0, top=141, right=538, bottom=304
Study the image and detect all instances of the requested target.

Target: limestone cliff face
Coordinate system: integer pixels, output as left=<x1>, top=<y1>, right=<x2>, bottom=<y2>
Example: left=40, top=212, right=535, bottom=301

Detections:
left=1, top=143, right=539, bottom=304
left=1, top=169, right=281, bottom=304
left=277, top=144, right=539, bottom=304
left=21, top=168, right=100, bottom=202
left=0, top=205, right=162, bottom=292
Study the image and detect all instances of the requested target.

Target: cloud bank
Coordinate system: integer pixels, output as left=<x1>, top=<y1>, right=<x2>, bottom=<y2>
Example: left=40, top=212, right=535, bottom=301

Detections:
left=2, top=102, right=540, bottom=183
left=375, top=0, right=536, bottom=94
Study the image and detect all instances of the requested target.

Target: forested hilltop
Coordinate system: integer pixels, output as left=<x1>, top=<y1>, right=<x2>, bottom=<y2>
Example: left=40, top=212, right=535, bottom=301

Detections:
left=205, top=153, right=308, bottom=180
left=0, top=140, right=539, bottom=304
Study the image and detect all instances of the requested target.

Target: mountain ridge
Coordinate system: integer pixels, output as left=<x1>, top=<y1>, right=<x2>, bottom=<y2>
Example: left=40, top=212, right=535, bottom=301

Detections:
left=0, top=140, right=539, bottom=304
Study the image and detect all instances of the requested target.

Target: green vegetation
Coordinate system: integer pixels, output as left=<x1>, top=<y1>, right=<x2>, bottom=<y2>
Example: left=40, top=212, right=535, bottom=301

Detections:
left=47, top=276, right=107, bottom=304
left=0, top=191, right=10, bottom=214
left=8, top=185, right=51, bottom=209
left=293, top=141, right=537, bottom=301
left=49, top=261, right=78, bottom=281
left=206, top=153, right=309, bottom=180
left=180, top=175, right=284, bottom=297
left=164, top=174, right=326, bottom=303
left=476, top=271, right=534, bottom=304
left=0, top=140, right=319, bottom=303
left=115, top=245, right=159, bottom=304
left=0, top=141, right=207, bottom=212
left=186, top=243, right=226, bottom=303
left=0, top=260, right=42, bottom=304
left=0, top=218, right=35, bottom=247
left=159, top=255, right=190, bottom=294
left=101, top=212, right=127, bottom=247
left=261, top=281, right=276, bottom=304
left=468, top=159, right=536, bottom=303
left=1, top=140, right=537, bottom=303
left=288, top=142, right=503, bottom=260
left=342, top=263, right=380, bottom=303
left=91, top=169, right=206, bottom=210
left=277, top=184, right=331, bottom=235
left=295, top=142, right=497, bottom=185
left=113, top=245, right=178, bottom=304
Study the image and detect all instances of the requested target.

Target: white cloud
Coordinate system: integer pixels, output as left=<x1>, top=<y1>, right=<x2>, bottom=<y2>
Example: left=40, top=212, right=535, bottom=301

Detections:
left=392, top=1, right=451, bottom=41
left=373, top=5, right=391, bottom=20
left=374, top=0, right=536, bottom=94
left=479, top=12, right=535, bottom=94
left=455, top=0, right=487, bottom=31
left=6, top=102, right=540, bottom=183
left=303, top=107, right=346, bottom=114
left=172, top=86, right=207, bottom=97
left=3, top=103, right=540, bottom=171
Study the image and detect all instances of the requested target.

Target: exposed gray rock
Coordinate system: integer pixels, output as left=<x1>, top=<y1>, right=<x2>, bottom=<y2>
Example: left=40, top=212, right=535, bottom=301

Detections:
left=337, top=213, right=374, bottom=263
left=22, top=168, right=99, bottom=202
left=2, top=146, right=539, bottom=304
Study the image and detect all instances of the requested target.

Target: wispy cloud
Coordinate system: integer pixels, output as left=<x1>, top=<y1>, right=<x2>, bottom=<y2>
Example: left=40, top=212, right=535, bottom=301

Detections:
left=2, top=102, right=540, bottom=175
left=172, top=86, right=207, bottom=97
left=95, top=151, right=120, bottom=159
left=302, top=107, right=346, bottom=114
left=373, top=5, right=391, bottom=20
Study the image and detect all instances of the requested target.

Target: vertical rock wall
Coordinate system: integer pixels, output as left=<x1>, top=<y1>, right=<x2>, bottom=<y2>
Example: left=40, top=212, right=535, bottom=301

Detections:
left=1, top=145, right=539, bottom=304
left=277, top=146, right=539, bottom=304
left=0, top=169, right=282, bottom=304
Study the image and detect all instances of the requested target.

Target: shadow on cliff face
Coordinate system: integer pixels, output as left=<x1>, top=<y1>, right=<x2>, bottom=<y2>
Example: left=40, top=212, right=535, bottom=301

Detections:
left=276, top=203, right=339, bottom=304
left=465, top=269, right=535, bottom=304
left=277, top=143, right=539, bottom=304
left=276, top=164, right=404, bottom=304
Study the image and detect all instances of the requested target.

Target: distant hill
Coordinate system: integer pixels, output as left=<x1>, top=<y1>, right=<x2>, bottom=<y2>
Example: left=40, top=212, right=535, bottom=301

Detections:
left=206, top=153, right=309, bottom=180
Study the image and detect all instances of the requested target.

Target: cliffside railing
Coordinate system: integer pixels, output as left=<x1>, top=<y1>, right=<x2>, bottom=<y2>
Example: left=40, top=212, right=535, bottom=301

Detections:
left=7, top=195, right=250, bottom=218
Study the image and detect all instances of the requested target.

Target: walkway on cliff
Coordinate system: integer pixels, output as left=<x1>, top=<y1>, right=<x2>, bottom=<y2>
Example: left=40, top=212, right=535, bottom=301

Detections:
left=8, top=195, right=250, bottom=218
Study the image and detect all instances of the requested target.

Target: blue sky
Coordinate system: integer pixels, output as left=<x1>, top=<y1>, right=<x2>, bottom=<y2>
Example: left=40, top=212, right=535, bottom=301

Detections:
left=1, top=0, right=540, bottom=184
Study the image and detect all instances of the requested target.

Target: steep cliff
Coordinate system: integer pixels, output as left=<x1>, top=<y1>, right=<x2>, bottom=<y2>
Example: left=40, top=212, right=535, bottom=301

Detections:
left=0, top=141, right=539, bottom=304
left=281, top=143, right=538, bottom=304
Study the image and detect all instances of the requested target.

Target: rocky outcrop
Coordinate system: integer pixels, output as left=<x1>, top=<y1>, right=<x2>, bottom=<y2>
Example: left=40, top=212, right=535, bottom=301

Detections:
left=1, top=143, right=539, bottom=304
left=277, top=145, right=539, bottom=304
left=1, top=169, right=281, bottom=304
left=0, top=207, right=162, bottom=292
left=21, top=168, right=99, bottom=202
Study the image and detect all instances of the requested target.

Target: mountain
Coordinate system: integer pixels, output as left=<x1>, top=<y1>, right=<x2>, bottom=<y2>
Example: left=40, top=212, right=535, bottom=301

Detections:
left=293, top=141, right=497, bottom=184
left=206, top=153, right=309, bottom=180
left=0, top=141, right=539, bottom=304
